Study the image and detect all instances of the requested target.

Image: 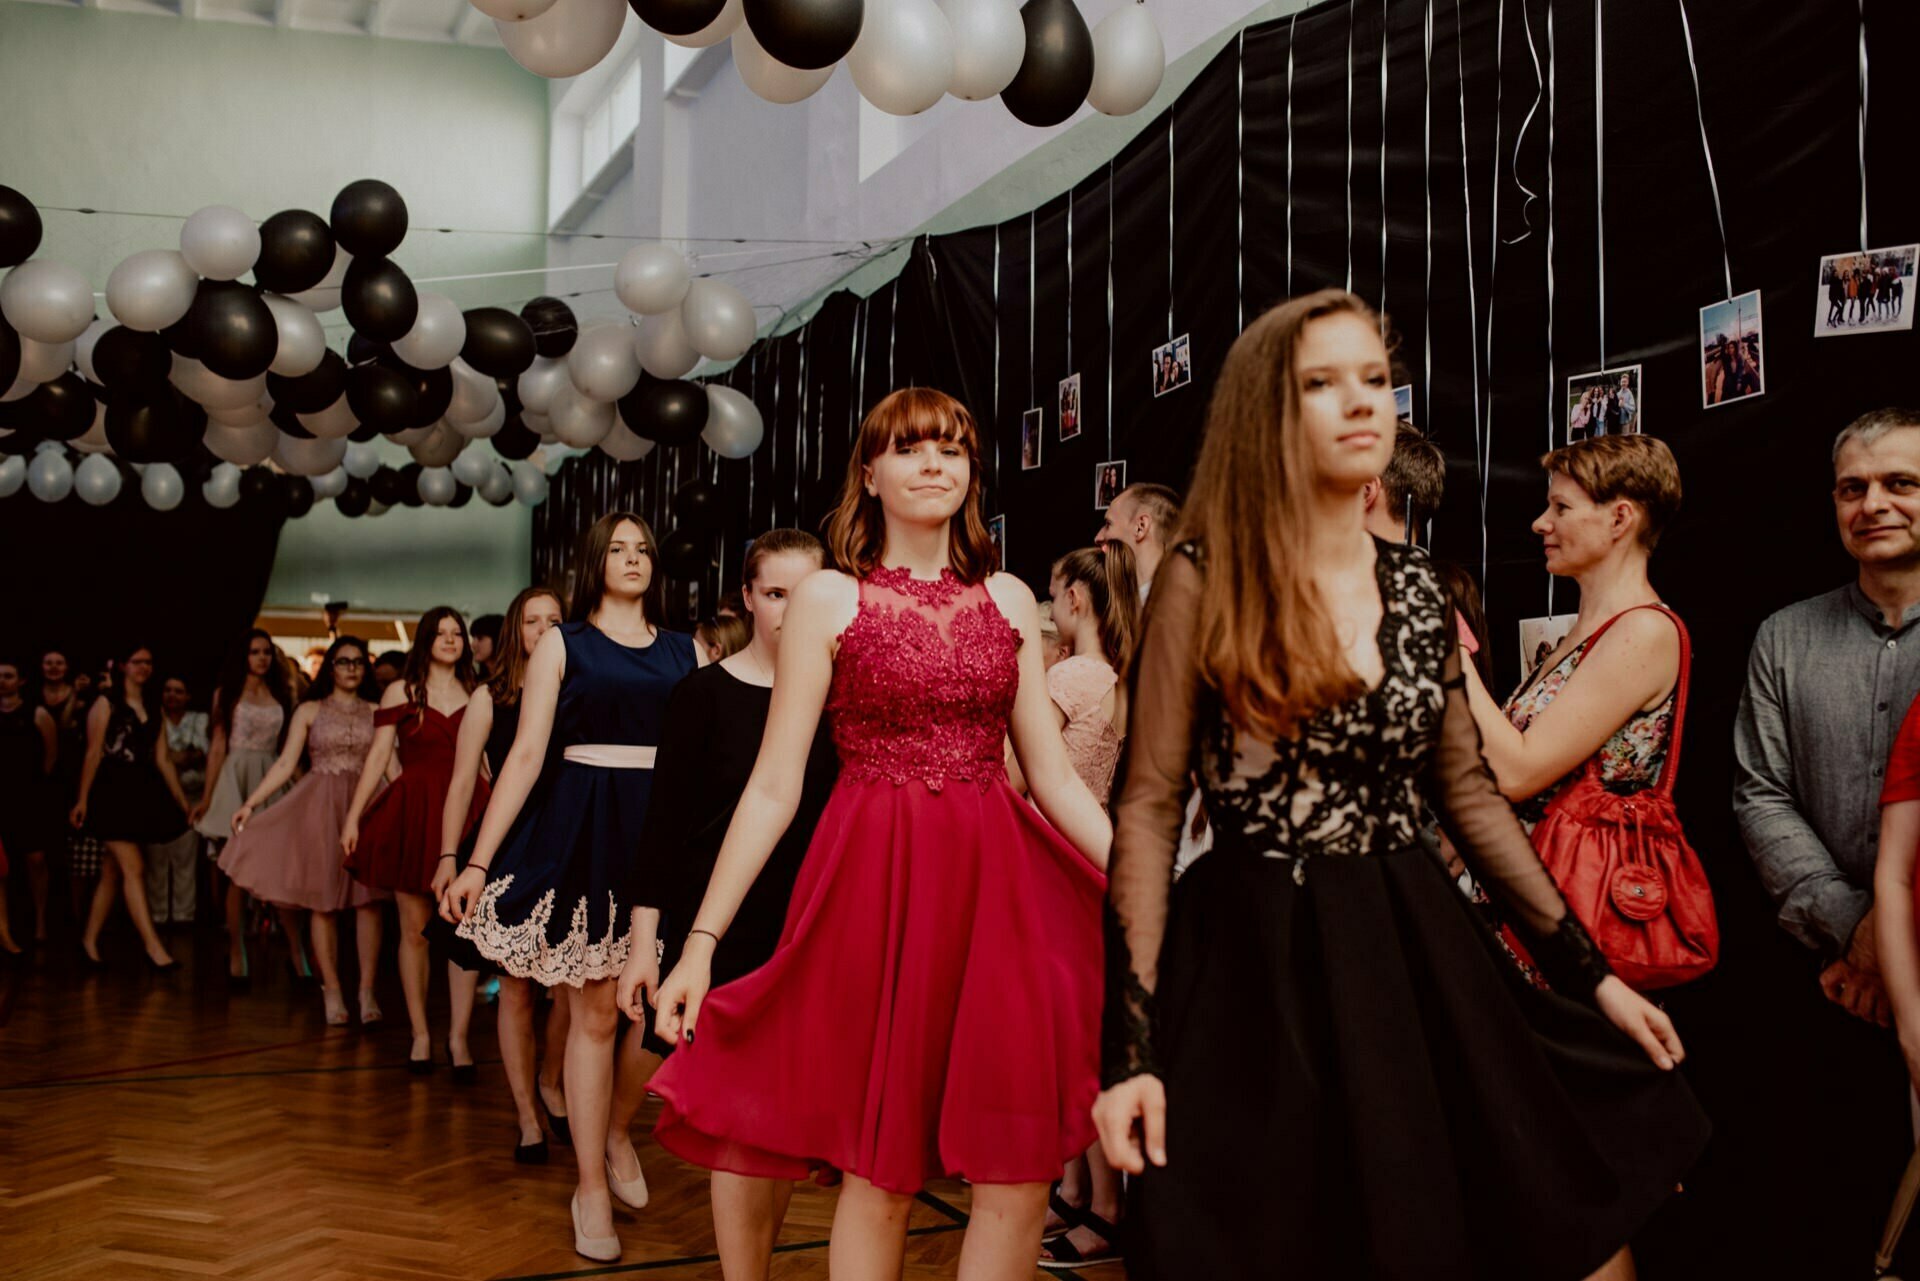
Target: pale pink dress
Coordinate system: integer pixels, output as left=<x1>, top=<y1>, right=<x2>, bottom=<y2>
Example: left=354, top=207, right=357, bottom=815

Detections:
left=1049, top=654, right=1124, bottom=801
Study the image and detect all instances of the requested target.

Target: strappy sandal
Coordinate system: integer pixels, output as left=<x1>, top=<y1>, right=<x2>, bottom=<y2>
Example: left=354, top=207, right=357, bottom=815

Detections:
left=1043, top=1186, right=1082, bottom=1237
left=1039, top=1207, right=1122, bottom=1271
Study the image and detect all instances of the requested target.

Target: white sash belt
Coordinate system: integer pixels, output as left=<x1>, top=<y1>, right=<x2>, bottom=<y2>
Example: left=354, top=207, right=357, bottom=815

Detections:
left=562, top=744, right=657, bottom=769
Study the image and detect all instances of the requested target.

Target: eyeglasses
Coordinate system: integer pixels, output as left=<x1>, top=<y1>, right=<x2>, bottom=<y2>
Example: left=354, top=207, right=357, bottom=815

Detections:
left=333, top=658, right=367, bottom=670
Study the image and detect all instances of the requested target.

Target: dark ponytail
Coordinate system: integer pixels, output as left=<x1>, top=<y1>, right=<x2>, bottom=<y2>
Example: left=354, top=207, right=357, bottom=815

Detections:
left=1052, top=542, right=1141, bottom=672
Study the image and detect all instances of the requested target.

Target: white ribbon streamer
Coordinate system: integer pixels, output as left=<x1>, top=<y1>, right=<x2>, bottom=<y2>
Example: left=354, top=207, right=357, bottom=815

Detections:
left=1423, top=0, right=1433, bottom=428
left=1505, top=0, right=1544, bottom=245
left=1673, top=0, right=1733, bottom=300
left=1108, top=159, right=1116, bottom=458
left=1858, top=0, right=1869, bottom=250
left=1029, top=211, right=1038, bottom=407
left=1346, top=0, right=1356, bottom=293
left=1594, top=0, right=1606, bottom=364
left=1067, top=188, right=1075, bottom=373
left=1238, top=28, right=1246, bottom=332
left=1288, top=15, right=1298, bottom=294
left=1454, top=0, right=1485, bottom=584
left=1546, top=0, right=1557, bottom=616
left=1483, top=0, right=1507, bottom=599
left=1167, top=112, right=1177, bottom=342
left=1380, top=0, right=1390, bottom=312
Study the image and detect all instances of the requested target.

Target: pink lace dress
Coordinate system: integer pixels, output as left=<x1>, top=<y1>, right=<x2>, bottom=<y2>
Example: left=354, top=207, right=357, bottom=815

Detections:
left=195, top=698, right=287, bottom=839
left=650, top=567, right=1106, bottom=1194
left=1049, top=654, right=1124, bottom=801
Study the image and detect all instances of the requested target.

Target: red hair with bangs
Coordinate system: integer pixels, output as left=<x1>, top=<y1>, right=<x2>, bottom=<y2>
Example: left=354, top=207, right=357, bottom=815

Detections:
left=824, top=388, right=999, bottom=583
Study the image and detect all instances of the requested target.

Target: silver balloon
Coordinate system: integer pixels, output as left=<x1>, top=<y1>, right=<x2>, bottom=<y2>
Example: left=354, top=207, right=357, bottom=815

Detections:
left=74, top=318, right=112, bottom=384
left=310, top=466, right=350, bottom=500
left=409, top=422, right=466, bottom=467
left=0, top=455, right=25, bottom=499
left=141, top=462, right=187, bottom=512
left=289, top=246, right=350, bottom=313
left=342, top=440, right=383, bottom=479
left=615, top=245, right=692, bottom=316
left=702, top=383, right=765, bottom=458
left=202, top=462, right=242, bottom=509
left=451, top=447, right=495, bottom=487
left=179, top=206, right=261, bottom=282
left=391, top=292, right=466, bottom=370
left=664, top=0, right=741, bottom=46
left=416, top=465, right=458, bottom=506
left=732, top=23, right=835, bottom=103
left=106, top=249, right=200, bottom=333
left=479, top=461, right=515, bottom=505
left=467, top=0, right=558, bottom=21
left=946, top=0, right=1026, bottom=100
left=204, top=420, right=280, bottom=466
left=599, top=418, right=655, bottom=461
left=446, top=357, right=496, bottom=424
left=568, top=322, right=643, bottom=402
left=510, top=460, right=550, bottom=506
left=548, top=380, right=615, bottom=448
left=517, top=356, right=570, bottom=415
left=17, top=335, right=74, bottom=385
left=74, top=452, right=123, bottom=506
left=274, top=432, right=349, bottom=477
left=680, top=279, right=757, bottom=362
left=496, top=0, right=628, bottom=78
left=26, top=450, right=73, bottom=502
left=296, top=393, right=360, bottom=440
left=366, top=499, right=391, bottom=518
left=851, top=0, right=954, bottom=116
left=263, top=294, right=327, bottom=377
left=451, top=394, right=506, bottom=439
left=521, top=409, right=553, bottom=435
left=1087, top=3, right=1165, bottom=116
left=634, top=309, right=701, bottom=379
left=2, top=260, right=97, bottom=345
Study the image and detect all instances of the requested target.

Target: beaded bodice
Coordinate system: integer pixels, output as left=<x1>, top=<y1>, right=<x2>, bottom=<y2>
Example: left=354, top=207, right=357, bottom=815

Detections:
left=309, top=699, right=375, bottom=775
left=229, top=698, right=285, bottom=753
left=828, top=567, right=1019, bottom=792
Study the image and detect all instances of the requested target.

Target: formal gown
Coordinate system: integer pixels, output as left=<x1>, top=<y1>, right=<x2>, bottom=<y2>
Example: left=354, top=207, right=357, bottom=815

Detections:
left=196, top=698, right=287, bottom=840
left=432, top=696, right=522, bottom=975
left=456, top=622, right=698, bottom=985
left=650, top=566, right=1106, bottom=1195
left=1048, top=654, right=1124, bottom=801
left=1105, top=541, right=1709, bottom=1280
left=347, top=700, right=484, bottom=897
left=85, top=699, right=185, bottom=844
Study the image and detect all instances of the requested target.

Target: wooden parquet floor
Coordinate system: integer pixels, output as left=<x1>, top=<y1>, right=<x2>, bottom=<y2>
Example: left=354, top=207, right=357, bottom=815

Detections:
left=0, top=929, right=1072, bottom=1281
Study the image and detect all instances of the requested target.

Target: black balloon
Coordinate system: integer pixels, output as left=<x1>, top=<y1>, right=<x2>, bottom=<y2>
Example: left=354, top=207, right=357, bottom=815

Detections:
left=106, top=387, right=204, bottom=463
left=674, top=478, right=722, bottom=533
left=368, top=465, right=408, bottom=507
left=342, top=257, right=417, bottom=343
left=1000, top=0, right=1095, bottom=128
left=91, top=326, right=171, bottom=391
left=349, top=418, right=382, bottom=443
left=494, top=375, right=523, bottom=419
left=0, top=318, right=18, bottom=392
left=398, top=462, right=425, bottom=507
left=348, top=363, right=420, bottom=433
left=490, top=415, right=539, bottom=460
left=188, top=281, right=278, bottom=380
left=268, top=349, right=347, bottom=414
left=329, top=180, right=408, bottom=259
left=618, top=375, right=709, bottom=445
left=520, top=296, right=578, bottom=359
left=461, top=307, right=537, bottom=378
left=0, top=185, right=42, bottom=269
left=270, top=404, right=315, bottom=439
left=162, top=312, right=201, bottom=359
left=449, top=481, right=474, bottom=509
left=629, top=0, right=726, bottom=35
left=743, top=0, right=862, bottom=69
left=24, top=373, right=95, bottom=441
left=659, top=527, right=708, bottom=580
left=335, top=476, right=373, bottom=517
left=240, top=465, right=283, bottom=512
left=409, top=363, right=454, bottom=427
left=284, top=475, right=316, bottom=519
left=347, top=331, right=391, bottom=367
left=254, top=210, right=336, bottom=294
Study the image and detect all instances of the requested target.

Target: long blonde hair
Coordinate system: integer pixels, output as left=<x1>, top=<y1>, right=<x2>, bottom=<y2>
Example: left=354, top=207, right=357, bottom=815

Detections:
left=1052, top=542, right=1140, bottom=672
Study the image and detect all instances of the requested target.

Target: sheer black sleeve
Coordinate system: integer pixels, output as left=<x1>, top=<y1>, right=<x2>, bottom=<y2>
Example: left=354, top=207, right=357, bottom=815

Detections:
left=630, top=673, right=712, bottom=919
left=1103, top=548, right=1206, bottom=1087
left=1426, top=644, right=1612, bottom=997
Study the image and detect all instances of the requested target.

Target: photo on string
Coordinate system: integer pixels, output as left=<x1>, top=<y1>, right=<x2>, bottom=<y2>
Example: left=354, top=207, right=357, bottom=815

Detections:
left=987, top=514, right=1007, bottom=571
left=1565, top=365, right=1643, bottom=444
left=1020, top=408, right=1044, bottom=470
left=1094, top=460, right=1127, bottom=511
left=1058, top=372, right=1082, bottom=441
left=1700, top=290, right=1765, bottom=408
left=1814, top=244, right=1915, bottom=336
left=1517, top=615, right=1578, bottom=677
left=1393, top=384, right=1414, bottom=423
left=1151, top=334, right=1192, bottom=397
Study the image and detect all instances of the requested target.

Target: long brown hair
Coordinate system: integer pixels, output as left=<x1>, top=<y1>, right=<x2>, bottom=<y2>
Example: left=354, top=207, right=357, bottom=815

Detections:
left=570, top=511, right=666, bottom=626
left=401, top=606, right=479, bottom=720
left=1052, top=541, right=1141, bottom=672
left=1182, top=288, right=1386, bottom=739
left=487, top=586, right=568, bottom=706
left=823, top=388, right=997, bottom=584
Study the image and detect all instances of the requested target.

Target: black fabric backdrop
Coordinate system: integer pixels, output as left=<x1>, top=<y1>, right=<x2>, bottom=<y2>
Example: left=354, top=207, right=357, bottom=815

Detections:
left=533, top=1, right=1920, bottom=1272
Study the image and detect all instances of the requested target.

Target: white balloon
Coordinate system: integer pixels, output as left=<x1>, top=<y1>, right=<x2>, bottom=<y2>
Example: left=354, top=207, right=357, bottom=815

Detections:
left=206, top=395, right=273, bottom=428
left=479, top=461, right=515, bottom=505
left=310, top=466, right=350, bottom=500
left=732, top=23, right=835, bottom=103
left=203, top=421, right=280, bottom=466
left=446, top=357, right=496, bottom=424
left=141, top=462, right=187, bottom=512
left=72, top=401, right=113, bottom=454
left=342, top=440, right=383, bottom=479
left=26, top=450, right=73, bottom=502
left=945, top=0, right=1026, bottom=100
left=105, top=250, right=200, bottom=333
left=467, top=0, right=557, bottom=20
left=615, top=245, right=692, bottom=316
left=297, top=394, right=360, bottom=440
left=511, top=460, right=550, bottom=506
left=1087, top=3, right=1165, bottom=116
left=680, top=279, right=757, bottom=362
left=634, top=309, right=701, bottom=379
left=366, top=499, right=391, bottom=518
left=290, top=246, right=350, bottom=313
left=274, top=432, right=349, bottom=477
left=391, top=292, right=467, bottom=371
left=171, top=355, right=266, bottom=411
left=179, top=206, right=261, bottom=281
left=517, top=356, right=570, bottom=415
left=2, top=261, right=97, bottom=345
left=664, top=0, right=741, bottom=46
left=74, top=453, right=123, bottom=506
left=451, top=447, right=495, bottom=487
left=599, top=418, right=656, bottom=461
left=548, top=380, right=615, bottom=448
left=568, top=323, right=643, bottom=403
left=74, top=318, right=113, bottom=385
left=2, top=376, right=33, bottom=403
left=451, top=395, right=506, bottom=439
left=496, top=0, right=627, bottom=78
left=262, top=294, right=326, bottom=377
left=17, top=335, right=75, bottom=385
left=0, top=455, right=25, bottom=498
left=702, top=384, right=765, bottom=458
left=417, top=466, right=458, bottom=506
left=409, top=422, right=466, bottom=467
left=522, top=409, right=553, bottom=434
left=851, top=0, right=954, bottom=115
left=202, top=462, right=242, bottom=508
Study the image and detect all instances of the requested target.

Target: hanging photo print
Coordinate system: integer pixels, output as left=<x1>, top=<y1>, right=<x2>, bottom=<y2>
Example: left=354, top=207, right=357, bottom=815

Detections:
left=1565, top=365, right=1643, bottom=444
left=1701, top=291, right=1766, bottom=408
left=1393, top=384, right=1414, bottom=422
left=1094, top=460, right=1127, bottom=510
left=1518, top=615, right=1577, bottom=677
left=1815, top=245, right=1915, bottom=336
left=1151, top=335, right=1192, bottom=397
left=988, top=514, right=1007, bottom=570
left=1021, top=408, right=1044, bottom=470
left=1059, top=373, right=1083, bottom=441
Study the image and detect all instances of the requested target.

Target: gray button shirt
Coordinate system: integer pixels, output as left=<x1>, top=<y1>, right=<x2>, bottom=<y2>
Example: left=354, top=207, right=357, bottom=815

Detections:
left=1734, top=582, right=1920, bottom=958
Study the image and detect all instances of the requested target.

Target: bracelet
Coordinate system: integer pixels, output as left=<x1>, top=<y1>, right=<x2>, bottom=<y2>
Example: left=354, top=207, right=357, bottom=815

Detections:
left=687, top=928, right=721, bottom=944
left=438, top=853, right=458, bottom=862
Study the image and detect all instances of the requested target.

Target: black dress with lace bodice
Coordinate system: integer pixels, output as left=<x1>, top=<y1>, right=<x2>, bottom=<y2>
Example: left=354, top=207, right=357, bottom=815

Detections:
left=1104, top=540, right=1707, bottom=1281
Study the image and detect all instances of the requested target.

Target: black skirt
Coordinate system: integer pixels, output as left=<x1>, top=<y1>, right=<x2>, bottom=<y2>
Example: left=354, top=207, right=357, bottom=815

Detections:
left=86, top=761, right=185, bottom=845
left=1126, top=837, right=1709, bottom=1281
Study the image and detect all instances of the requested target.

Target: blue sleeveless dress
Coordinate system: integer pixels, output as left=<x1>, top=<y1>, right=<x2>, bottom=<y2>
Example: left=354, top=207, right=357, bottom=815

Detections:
left=456, top=621, right=697, bottom=987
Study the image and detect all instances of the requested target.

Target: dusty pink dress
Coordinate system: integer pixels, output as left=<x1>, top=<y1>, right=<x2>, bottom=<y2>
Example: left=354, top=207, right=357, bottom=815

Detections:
left=1049, top=654, right=1124, bottom=801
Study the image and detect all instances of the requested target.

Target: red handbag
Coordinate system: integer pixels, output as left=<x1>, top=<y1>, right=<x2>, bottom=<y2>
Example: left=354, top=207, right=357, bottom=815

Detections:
left=1527, top=606, right=1720, bottom=991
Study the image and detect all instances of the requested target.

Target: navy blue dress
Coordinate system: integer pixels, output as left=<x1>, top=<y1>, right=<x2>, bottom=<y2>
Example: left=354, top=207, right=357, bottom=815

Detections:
left=456, top=621, right=698, bottom=987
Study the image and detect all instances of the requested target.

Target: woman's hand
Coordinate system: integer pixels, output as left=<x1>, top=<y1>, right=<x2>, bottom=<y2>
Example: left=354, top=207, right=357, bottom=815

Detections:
left=1594, top=975, right=1685, bottom=1070
left=653, top=948, right=713, bottom=1046
left=617, top=949, right=660, bottom=1023
left=68, top=800, right=86, bottom=830
left=230, top=803, right=253, bottom=836
left=1092, top=1074, right=1168, bottom=1175
left=339, top=818, right=359, bottom=863
left=430, top=854, right=460, bottom=900
left=188, top=799, right=209, bottom=827
left=440, top=866, right=488, bottom=924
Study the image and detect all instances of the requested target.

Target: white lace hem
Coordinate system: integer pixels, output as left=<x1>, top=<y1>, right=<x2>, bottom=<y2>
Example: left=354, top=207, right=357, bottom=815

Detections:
left=455, top=873, right=633, bottom=987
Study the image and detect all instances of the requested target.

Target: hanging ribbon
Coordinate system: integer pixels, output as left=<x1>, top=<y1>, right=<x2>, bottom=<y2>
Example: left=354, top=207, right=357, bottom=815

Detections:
left=1673, top=0, right=1733, bottom=300
left=1380, top=0, right=1390, bottom=312
left=1505, top=0, right=1544, bottom=245
left=1595, top=0, right=1606, bottom=364
left=1453, top=0, right=1486, bottom=585
left=796, top=330, right=808, bottom=518
left=1346, top=0, right=1356, bottom=293
left=888, top=280, right=898, bottom=389
left=771, top=339, right=784, bottom=526
left=747, top=349, right=759, bottom=523
left=1029, top=211, right=1038, bottom=409
left=992, top=229, right=1001, bottom=481
left=1857, top=0, right=1869, bottom=249
left=1238, top=28, right=1246, bottom=332
left=1482, top=0, right=1507, bottom=603
left=1287, top=14, right=1298, bottom=294
left=1167, top=110, right=1177, bottom=342
left=1107, top=159, right=1116, bottom=459
left=1422, top=0, right=1432, bottom=428
left=1545, top=0, right=1557, bottom=617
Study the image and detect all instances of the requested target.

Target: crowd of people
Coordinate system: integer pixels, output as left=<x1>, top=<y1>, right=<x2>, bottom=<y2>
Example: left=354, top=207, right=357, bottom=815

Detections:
left=5, top=288, right=1920, bottom=1280
left=1824, top=254, right=1908, bottom=328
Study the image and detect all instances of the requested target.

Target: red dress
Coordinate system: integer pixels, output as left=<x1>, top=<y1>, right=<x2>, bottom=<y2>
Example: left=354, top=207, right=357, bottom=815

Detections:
left=1882, top=697, right=1920, bottom=927
left=346, top=702, right=486, bottom=897
left=650, top=567, right=1105, bottom=1195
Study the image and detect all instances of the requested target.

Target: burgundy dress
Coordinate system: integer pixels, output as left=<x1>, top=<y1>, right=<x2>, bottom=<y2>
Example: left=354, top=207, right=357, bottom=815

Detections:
left=650, top=566, right=1106, bottom=1195
left=346, top=702, right=486, bottom=897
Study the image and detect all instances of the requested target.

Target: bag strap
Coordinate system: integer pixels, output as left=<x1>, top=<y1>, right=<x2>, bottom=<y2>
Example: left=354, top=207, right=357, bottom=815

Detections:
left=1576, top=604, right=1691, bottom=799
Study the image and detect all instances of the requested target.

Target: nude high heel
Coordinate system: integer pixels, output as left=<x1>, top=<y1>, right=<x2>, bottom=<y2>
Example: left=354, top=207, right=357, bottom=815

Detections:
left=570, top=1192, right=620, bottom=1262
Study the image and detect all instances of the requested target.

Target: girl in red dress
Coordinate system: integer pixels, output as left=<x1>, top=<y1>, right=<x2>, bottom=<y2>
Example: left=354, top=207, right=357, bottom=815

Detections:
left=636, top=388, right=1111, bottom=1280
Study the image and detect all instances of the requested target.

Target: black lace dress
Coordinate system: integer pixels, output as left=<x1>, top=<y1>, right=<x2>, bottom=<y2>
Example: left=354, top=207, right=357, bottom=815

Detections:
left=1105, top=540, right=1708, bottom=1281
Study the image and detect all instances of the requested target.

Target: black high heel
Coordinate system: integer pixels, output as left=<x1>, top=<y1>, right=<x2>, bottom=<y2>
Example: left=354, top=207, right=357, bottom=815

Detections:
left=513, top=1137, right=549, bottom=1165
left=448, top=1046, right=477, bottom=1086
left=539, top=1084, right=571, bottom=1144
left=407, top=1046, right=434, bottom=1076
